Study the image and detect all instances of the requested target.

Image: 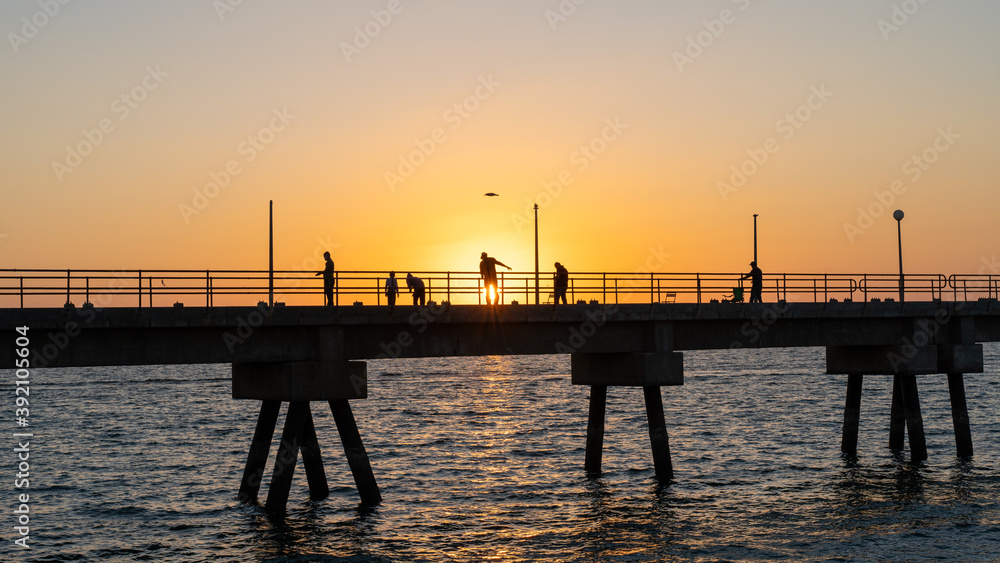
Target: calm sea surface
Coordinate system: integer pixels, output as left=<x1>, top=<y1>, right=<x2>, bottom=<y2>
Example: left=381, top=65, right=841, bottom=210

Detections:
left=5, top=345, right=1000, bottom=562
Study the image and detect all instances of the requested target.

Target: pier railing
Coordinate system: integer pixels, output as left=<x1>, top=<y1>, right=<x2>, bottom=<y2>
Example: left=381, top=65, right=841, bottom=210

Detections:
left=0, top=269, right=984, bottom=308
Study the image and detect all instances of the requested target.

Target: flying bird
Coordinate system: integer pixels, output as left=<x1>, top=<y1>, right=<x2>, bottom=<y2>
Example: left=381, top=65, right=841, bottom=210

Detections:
left=484, top=192, right=499, bottom=197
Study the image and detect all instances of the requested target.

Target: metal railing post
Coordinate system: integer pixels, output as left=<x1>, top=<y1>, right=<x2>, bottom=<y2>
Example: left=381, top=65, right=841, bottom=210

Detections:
left=602, top=273, right=607, bottom=304
left=138, top=269, right=142, bottom=308
left=206, top=270, right=210, bottom=308
left=20, top=276, right=24, bottom=309
left=65, top=269, right=71, bottom=306
left=650, top=273, right=654, bottom=304
left=446, top=272, right=451, bottom=303
left=697, top=273, right=701, bottom=304
left=86, top=277, right=90, bottom=305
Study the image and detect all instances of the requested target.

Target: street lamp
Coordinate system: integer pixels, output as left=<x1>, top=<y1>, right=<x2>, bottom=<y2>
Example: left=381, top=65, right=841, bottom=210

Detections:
left=894, top=209, right=904, bottom=302
left=269, top=200, right=274, bottom=307
left=534, top=203, right=539, bottom=305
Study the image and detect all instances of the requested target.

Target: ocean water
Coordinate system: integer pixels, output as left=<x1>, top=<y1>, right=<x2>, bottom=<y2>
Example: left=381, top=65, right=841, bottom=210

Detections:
left=6, top=345, right=1000, bottom=562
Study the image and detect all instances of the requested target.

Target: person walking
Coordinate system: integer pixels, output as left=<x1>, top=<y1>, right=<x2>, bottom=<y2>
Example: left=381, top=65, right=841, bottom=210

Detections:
left=315, top=251, right=335, bottom=306
left=385, top=271, right=400, bottom=313
left=479, top=252, right=511, bottom=305
left=553, top=262, right=569, bottom=305
left=742, top=261, right=763, bottom=303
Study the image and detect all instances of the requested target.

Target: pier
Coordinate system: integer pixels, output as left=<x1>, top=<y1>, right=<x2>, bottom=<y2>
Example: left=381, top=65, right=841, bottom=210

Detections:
left=3, top=269, right=999, bottom=511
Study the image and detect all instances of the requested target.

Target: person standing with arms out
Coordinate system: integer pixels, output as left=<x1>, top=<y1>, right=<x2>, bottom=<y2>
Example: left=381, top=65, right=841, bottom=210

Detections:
left=553, top=262, right=569, bottom=304
left=479, top=252, right=511, bottom=305
left=742, top=261, right=763, bottom=303
left=385, top=271, right=400, bottom=313
left=406, top=273, right=425, bottom=306
left=315, top=251, right=335, bottom=306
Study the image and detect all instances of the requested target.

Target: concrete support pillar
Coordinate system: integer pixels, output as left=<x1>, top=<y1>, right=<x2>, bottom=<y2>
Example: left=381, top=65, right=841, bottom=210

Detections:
left=299, top=403, right=330, bottom=500
left=233, top=356, right=373, bottom=508
left=239, top=400, right=281, bottom=504
left=841, top=374, right=863, bottom=456
left=947, top=373, right=974, bottom=458
left=643, top=386, right=673, bottom=482
left=572, top=351, right=682, bottom=479
left=889, top=375, right=906, bottom=451
left=265, top=401, right=310, bottom=511
left=584, top=385, right=607, bottom=475
left=898, top=374, right=928, bottom=461
left=330, top=400, right=382, bottom=505
left=828, top=343, right=975, bottom=461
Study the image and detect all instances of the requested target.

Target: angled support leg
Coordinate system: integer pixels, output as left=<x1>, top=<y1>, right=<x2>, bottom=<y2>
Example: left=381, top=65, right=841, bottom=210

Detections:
left=947, top=373, right=974, bottom=458
left=584, top=385, right=608, bottom=475
left=889, top=375, right=906, bottom=451
left=643, top=386, right=673, bottom=482
left=898, top=375, right=928, bottom=462
left=239, top=400, right=281, bottom=504
left=299, top=403, right=330, bottom=500
left=265, top=401, right=310, bottom=512
left=329, top=400, right=381, bottom=505
left=842, top=374, right=863, bottom=455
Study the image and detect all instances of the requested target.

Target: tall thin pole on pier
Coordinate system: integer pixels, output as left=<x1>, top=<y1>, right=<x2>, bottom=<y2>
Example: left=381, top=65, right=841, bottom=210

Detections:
left=753, top=213, right=758, bottom=265
left=534, top=203, right=539, bottom=305
left=894, top=209, right=904, bottom=302
left=269, top=200, right=274, bottom=307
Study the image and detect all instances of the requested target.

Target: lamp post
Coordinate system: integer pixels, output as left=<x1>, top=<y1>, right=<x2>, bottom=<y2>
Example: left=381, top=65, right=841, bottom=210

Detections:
left=753, top=213, right=758, bottom=265
left=269, top=200, right=274, bottom=307
left=894, top=209, right=904, bottom=302
left=534, top=203, right=539, bottom=305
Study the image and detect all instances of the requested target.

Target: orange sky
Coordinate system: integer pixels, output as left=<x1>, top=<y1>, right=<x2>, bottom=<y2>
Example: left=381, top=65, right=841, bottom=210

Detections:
left=2, top=1, right=998, bottom=286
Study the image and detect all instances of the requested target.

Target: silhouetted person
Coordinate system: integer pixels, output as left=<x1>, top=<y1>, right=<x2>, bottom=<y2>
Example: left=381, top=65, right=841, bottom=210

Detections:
left=406, top=273, right=425, bottom=306
left=385, top=271, right=400, bottom=313
left=315, top=251, right=335, bottom=306
left=742, top=261, right=763, bottom=303
left=553, top=262, right=569, bottom=304
left=479, top=252, right=511, bottom=305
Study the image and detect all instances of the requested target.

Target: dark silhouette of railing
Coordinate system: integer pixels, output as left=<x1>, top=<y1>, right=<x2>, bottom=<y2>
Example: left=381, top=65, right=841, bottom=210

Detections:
left=1, top=269, right=989, bottom=308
